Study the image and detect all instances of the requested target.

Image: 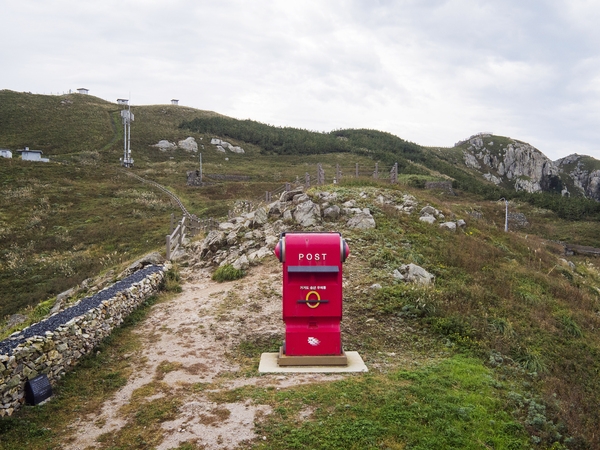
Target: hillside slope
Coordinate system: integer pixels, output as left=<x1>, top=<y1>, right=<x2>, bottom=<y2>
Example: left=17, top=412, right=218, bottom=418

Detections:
left=1, top=184, right=599, bottom=448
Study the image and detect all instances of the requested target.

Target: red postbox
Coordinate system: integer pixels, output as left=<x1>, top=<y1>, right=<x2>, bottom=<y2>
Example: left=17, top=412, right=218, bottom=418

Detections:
left=274, top=232, right=350, bottom=364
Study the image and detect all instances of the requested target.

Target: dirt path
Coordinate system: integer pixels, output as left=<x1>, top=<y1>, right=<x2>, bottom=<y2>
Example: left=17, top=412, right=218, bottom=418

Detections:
left=65, top=260, right=342, bottom=449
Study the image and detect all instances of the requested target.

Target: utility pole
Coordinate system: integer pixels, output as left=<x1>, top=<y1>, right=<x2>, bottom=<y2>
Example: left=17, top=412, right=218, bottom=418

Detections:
left=499, top=198, right=508, bottom=232
left=198, top=152, right=203, bottom=183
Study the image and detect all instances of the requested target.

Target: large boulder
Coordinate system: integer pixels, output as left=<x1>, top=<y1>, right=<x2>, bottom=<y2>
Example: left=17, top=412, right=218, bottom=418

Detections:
left=178, top=137, right=198, bottom=152
left=200, top=230, right=227, bottom=257
left=293, top=200, right=321, bottom=227
left=232, top=254, right=250, bottom=270
left=280, top=188, right=304, bottom=203
left=152, top=140, right=177, bottom=152
left=323, top=205, right=341, bottom=221
left=267, top=201, right=284, bottom=217
left=252, top=207, right=268, bottom=227
left=346, top=210, right=376, bottom=229
left=439, top=222, right=457, bottom=231
left=393, top=263, right=435, bottom=285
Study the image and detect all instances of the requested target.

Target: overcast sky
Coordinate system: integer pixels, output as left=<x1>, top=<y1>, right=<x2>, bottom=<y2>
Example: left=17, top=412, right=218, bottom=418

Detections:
left=2, top=0, right=600, bottom=160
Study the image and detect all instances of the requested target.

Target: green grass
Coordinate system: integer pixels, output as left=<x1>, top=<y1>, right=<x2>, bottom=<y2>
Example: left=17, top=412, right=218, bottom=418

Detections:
left=1, top=91, right=600, bottom=447
left=211, top=355, right=529, bottom=449
left=212, top=264, right=245, bottom=282
left=0, top=160, right=178, bottom=318
left=0, top=292, right=167, bottom=449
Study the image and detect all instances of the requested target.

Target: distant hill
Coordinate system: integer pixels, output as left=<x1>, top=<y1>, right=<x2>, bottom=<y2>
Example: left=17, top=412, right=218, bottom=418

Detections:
left=456, top=133, right=600, bottom=201
left=1, top=89, right=600, bottom=221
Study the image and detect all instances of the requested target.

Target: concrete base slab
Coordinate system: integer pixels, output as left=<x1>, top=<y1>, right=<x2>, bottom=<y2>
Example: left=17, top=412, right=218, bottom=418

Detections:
left=258, top=351, right=368, bottom=373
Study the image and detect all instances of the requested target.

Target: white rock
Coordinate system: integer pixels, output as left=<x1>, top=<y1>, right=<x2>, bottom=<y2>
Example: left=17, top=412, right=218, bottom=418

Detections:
left=178, top=137, right=198, bottom=152
left=419, top=215, right=436, bottom=224
left=394, top=263, right=435, bottom=285
left=346, top=212, right=376, bottom=229
left=153, top=140, right=177, bottom=151
left=439, top=222, right=457, bottom=231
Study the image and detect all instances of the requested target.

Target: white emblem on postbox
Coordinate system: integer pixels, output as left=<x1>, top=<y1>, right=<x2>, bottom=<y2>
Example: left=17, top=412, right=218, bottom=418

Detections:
left=307, top=337, right=321, bottom=346
left=298, top=253, right=327, bottom=261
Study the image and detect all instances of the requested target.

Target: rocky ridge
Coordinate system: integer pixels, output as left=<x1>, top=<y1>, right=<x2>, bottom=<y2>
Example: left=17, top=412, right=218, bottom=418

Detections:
left=460, top=134, right=600, bottom=201
left=184, top=187, right=466, bottom=284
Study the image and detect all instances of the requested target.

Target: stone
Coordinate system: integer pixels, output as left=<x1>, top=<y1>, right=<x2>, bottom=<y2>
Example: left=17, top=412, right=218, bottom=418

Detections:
left=265, top=235, right=279, bottom=247
left=317, top=191, right=338, bottom=202
left=267, top=201, right=283, bottom=217
left=177, top=137, right=198, bottom=152
left=152, top=140, right=177, bottom=151
left=293, top=193, right=310, bottom=204
left=200, top=231, right=227, bottom=257
left=219, top=222, right=235, bottom=231
left=123, top=252, right=164, bottom=276
left=419, top=215, right=436, bottom=224
left=439, top=222, right=457, bottom=231
left=283, top=210, right=293, bottom=223
left=293, top=201, right=321, bottom=227
left=323, top=205, right=341, bottom=221
left=420, top=206, right=438, bottom=216
left=216, top=145, right=226, bottom=153
left=280, top=188, right=304, bottom=203
left=252, top=208, right=268, bottom=227
left=394, top=263, right=435, bottom=285
left=248, top=246, right=272, bottom=262
left=342, top=200, right=356, bottom=208
left=346, top=212, right=376, bottom=229
left=232, top=254, right=249, bottom=270
left=457, top=219, right=467, bottom=228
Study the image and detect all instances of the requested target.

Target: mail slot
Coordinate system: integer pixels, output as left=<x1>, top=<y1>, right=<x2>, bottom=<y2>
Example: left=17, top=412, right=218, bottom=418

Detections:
left=274, top=231, right=350, bottom=357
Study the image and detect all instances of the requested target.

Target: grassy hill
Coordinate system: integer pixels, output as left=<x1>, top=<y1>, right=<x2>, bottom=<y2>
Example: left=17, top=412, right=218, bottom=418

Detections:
left=0, top=90, right=600, bottom=447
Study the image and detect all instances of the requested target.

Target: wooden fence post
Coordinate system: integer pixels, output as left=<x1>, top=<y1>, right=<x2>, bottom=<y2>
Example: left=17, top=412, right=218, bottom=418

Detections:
left=317, top=163, right=324, bottom=185
left=373, top=163, right=379, bottom=179
left=390, top=162, right=398, bottom=183
left=305, top=172, right=310, bottom=188
left=166, top=234, right=171, bottom=260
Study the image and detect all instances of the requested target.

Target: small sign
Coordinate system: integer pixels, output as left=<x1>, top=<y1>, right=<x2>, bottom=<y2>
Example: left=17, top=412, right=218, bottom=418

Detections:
left=25, top=374, right=52, bottom=406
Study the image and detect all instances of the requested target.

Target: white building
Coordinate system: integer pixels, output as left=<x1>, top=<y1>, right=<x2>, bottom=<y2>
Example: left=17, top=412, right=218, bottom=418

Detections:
left=77, top=88, right=89, bottom=94
left=18, top=148, right=49, bottom=162
left=0, top=149, right=12, bottom=158
left=171, top=99, right=179, bottom=105
left=117, top=98, right=129, bottom=105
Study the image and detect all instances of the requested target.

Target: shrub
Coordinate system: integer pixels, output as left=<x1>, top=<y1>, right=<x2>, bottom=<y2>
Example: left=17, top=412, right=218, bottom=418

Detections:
left=161, top=267, right=182, bottom=293
left=212, top=264, right=245, bottom=282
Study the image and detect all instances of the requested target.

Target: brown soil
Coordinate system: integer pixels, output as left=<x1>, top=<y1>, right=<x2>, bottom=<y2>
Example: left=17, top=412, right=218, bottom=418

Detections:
left=64, top=260, right=343, bottom=449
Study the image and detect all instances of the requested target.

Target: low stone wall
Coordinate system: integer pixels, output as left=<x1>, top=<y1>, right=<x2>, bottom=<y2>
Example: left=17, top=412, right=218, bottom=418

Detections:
left=0, top=266, right=166, bottom=416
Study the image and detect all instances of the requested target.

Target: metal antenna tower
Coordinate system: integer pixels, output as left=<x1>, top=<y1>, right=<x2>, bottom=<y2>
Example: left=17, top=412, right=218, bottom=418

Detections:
left=120, top=99, right=134, bottom=167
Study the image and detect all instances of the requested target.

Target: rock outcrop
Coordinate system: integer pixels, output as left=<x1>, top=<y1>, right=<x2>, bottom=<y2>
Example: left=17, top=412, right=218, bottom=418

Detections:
left=459, top=134, right=600, bottom=200
left=393, top=263, right=435, bottom=285
left=178, top=137, right=198, bottom=153
left=461, top=135, right=561, bottom=194
left=555, top=154, right=600, bottom=201
left=152, top=137, right=198, bottom=153
left=211, top=138, right=245, bottom=154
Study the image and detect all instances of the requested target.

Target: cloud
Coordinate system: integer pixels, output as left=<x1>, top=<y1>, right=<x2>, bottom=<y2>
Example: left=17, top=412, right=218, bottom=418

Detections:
left=1, top=0, right=599, bottom=160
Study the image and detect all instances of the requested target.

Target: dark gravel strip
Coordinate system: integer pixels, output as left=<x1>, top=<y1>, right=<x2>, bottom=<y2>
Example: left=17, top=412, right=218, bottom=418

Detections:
left=0, top=265, right=164, bottom=356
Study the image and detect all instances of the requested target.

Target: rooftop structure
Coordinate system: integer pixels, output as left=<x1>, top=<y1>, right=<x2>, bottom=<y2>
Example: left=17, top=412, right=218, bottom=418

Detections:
left=18, top=147, right=49, bottom=162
